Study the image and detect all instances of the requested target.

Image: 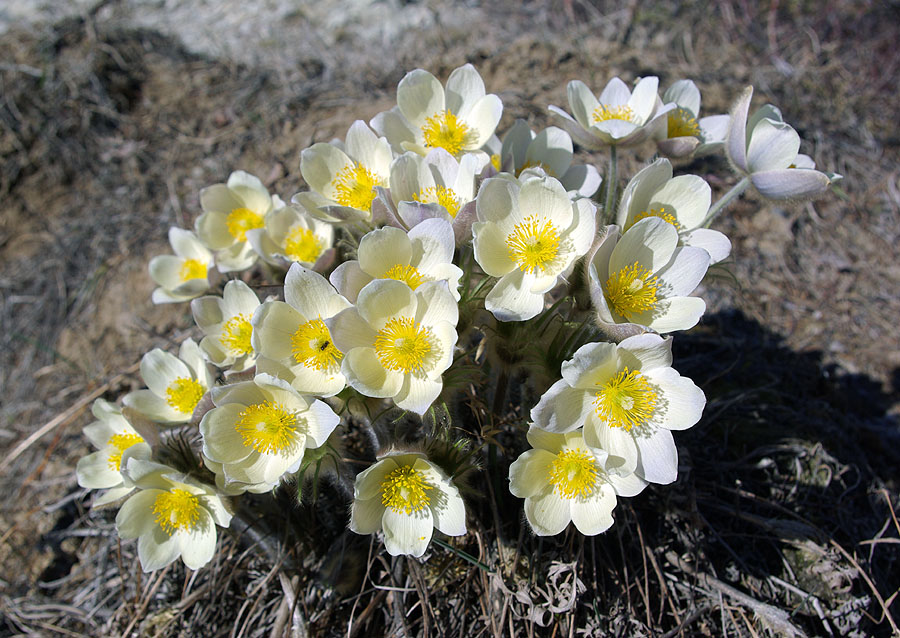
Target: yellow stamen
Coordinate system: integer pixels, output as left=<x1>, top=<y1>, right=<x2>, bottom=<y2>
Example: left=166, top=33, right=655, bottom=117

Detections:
left=333, top=163, right=380, bottom=212
left=284, top=226, right=324, bottom=263
left=106, top=432, right=144, bottom=471
left=490, top=153, right=502, bottom=172
left=374, top=317, right=434, bottom=375
left=505, top=215, right=561, bottom=275
left=630, top=206, right=682, bottom=231
left=548, top=448, right=598, bottom=499
left=226, top=207, right=264, bottom=241
left=165, top=377, right=206, bottom=414
left=290, top=319, right=342, bottom=371
left=592, top=104, right=639, bottom=125
left=179, top=258, right=207, bottom=282
left=221, top=314, right=254, bottom=356
left=421, top=110, right=473, bottom=157
left=412, top=185, right=461, bottom=218
left=234, top=401, right=299, bottom=454
left=384, top=264, right=426, bottom=290
left=153, top=488, right=201, bottom=534
left=593, top=367, right=658, bottom=430
left=381, top=465, right=432, bottom=515
left=517, top=160, right=557, bottom=178
left=604, top=262, right=659, bottom=319
left=667, top=107, right=701, bottom=139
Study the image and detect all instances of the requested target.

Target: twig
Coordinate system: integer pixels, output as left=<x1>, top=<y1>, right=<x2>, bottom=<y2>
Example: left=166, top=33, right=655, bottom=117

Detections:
left=829, top=539, right=899, bottom=635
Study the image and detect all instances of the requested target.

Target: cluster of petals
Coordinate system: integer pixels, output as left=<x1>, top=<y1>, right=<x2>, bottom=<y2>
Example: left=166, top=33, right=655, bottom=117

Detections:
left=192, top=279, right=261, bottom=373
left=246, top=200, right=334, bottom=269
left=655, top=80, right=728, bottom=159
left=149, top=227, right=213, bottom=304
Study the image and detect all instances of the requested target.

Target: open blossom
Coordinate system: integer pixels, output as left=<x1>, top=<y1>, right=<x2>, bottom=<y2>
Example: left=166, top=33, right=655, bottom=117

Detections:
left=251, top=264, right=350, bottom=397
left=588, top=217, right=710, bottom=335
left=472, top=174, right=595, bottom=322
left=196, top=171, right=276, bottom=272
left=655, top=80, right=729, bottom=159
left=199, top=373, right=341, bottom=494
left=330, top=219, right=463, bottom=303
left=191, top=279, right=261, bottom=373
left=116, top=459, right=232, bottom=571
left=549, top=76, right=672, bottom=149
left=616, top=159, right=731, bottom=264
left=531, top=335, right=705, bottom=484
left=296, top=120, right=392, bottom=222
left=371, top=63, right=501, bottom=160
left=350, top=452, right=465, bottom=557
left=76, top=399, right=151, bottom=506
left=246, top=200, right=334, bottom=268
left=149, top=227, right=213, bottom=304
left=123, top=339, right=214, bottom=424
left=328, top=279, right=458, bottom=415
left=509, top=428, right=646, bottom=536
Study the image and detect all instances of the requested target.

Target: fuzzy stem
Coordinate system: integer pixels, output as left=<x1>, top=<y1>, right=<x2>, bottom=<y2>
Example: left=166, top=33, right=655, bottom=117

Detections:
left=702, top=176, right=750, bottom=228
left=603, top=144, right=618, bottom=225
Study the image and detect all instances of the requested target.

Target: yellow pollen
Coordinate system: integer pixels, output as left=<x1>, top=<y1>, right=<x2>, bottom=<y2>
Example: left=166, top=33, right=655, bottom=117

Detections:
left=490, top=153, right=502, bottom=172
left=667, top=107, right=701, bottom=139
left=593, top=367, right=658, bottom=430
left=592, top=104, right=639, bottom=125
left=630, top=206, right=682, bottom=231
left=517, top=160, right=557, bottom=178
left=179, top=258, right=208, bottom=282
left=165, top=377, right=206, bottom=414
left=234, top=401, right=300, bottom=454
left=106, top=432, right=144, bottom=471
left=333, top=162, right=380, bottom=211
left=604, top=261, right=659, bottom=319
left=548, top=448, right=599, bottom=499
left=152, top=488, right=201, bottom=534
left=290, top=319, right=342, bottom=371
left=421, top=110, right=473, bottom=157
left=221, top=313, right=254, bottom=356
left=374, top=317, right=434, bottom=375
left=226, top=207, right=264, bottom=241
left=412, top=185, right=461, bottom=218
left=284, top=226, right=324, bottom=263
left=384, top=264, right=426, bottom=289
left=505, top=215, right=561, bottom=274
left=381, top=465, right=433, bottom=515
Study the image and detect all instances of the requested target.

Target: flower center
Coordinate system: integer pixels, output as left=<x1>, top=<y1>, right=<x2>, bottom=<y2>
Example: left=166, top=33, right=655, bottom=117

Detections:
left=152, top=488, right=201, bottom=534
left=284, top=227, right=324, bottom=263
left=412, top=185, right=461, bottom=218
left=165, top=377, right=206, bottom=414
left=381, top=465, right=432, bottom=515
left=548, top=448, right=598, bottom=499
left=234, top=401, right=300, bottom=454
left=179, top=258, right=207, bottom=282
left=383, top=264, right=426, bottom=289
left=604, top=261, right=659, bottom=319
left=630, top=206, right=682, bottom=231
left=221, top=313, right=254, bottom=356
left=333, top=162, right=380, bottom=211
left=374, top=317, right=434, bottom=375
left=517, top=160, right=556, bottom=178
left=490, top=153, right=502, bottom=172
left=421, top=110, right=473, bottom=157
left=226, top=207, right=264, bottom=241
left=593, top=367, right=658, bottom=430
left=592, top=104, right=639, bottom=125
left=290, top=318, right=343, bottom=371
left=506, top=215, right=561, bottom=275
left=667, top=107, right=701, bottom=139
left=106, top=432, right=144, bottom=471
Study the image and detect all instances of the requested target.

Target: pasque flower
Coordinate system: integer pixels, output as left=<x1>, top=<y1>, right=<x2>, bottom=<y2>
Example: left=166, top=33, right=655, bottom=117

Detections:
left=245, top=200, right=334, bottom=268
left=191, top=279, right=262, bottom=373
left=149, top=227, right=213, bottom=304
left=655, top=80, right=728, bottom=159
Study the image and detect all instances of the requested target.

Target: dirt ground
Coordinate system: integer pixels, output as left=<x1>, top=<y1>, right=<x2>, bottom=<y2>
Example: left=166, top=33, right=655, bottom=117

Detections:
left=1, top=1, right=899, bottom=636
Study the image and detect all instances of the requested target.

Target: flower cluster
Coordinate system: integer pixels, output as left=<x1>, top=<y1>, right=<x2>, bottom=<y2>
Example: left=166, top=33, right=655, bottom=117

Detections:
left=78, top=64, right=839, bottom=572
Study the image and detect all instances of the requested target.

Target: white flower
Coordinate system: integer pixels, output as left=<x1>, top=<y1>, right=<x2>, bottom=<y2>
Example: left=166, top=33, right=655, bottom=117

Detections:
left=251, top=264, right=351, bottom=397
left=330, top=219, right=463, bottom=303
left=549, top=76, right=672, bottom=149
left=726, top=86, right=840, bottom=200
left=196, top=171, right=275, bottom=272
left=588, top=217, right=710, bottom=334
left=530, top=335, right=705, bottom=484
left=116, top=459, right=232, bottom=572
left=296, top=120, right=392, bottom=222
left=199, top=373, right=341, bottom=494
left=350, top=452, right=465, bottom=557
left=370, top=63, right=502, bottom=159
left=149, top=227, right=213, bottom=304
left=76, top=399, right=152, bottom=506
left=191, top=280, right=261, bottom=373
left=509, top=428, right=646, bottom=536
left=655, top=80, right=729, bottom=159
left=472, top=174, right=595, bottom=322
left=328, top=279, right=458, bottom=415
left=123, top=339, right=214, bottom=424
left=245, top=200, right=334, bottom=268
left=615, top=159, right=731, bottom=264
